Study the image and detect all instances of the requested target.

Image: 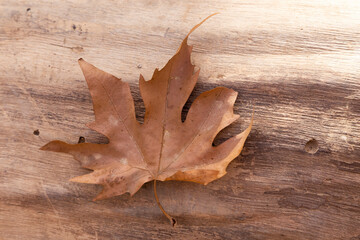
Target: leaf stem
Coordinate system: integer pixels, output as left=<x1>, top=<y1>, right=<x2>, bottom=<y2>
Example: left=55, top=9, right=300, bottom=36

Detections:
left=153, top=180, right=177, bottom=226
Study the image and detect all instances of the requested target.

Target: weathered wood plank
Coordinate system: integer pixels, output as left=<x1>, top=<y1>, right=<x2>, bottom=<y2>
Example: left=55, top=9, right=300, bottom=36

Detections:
left=1, top=0, right=359, bottom=239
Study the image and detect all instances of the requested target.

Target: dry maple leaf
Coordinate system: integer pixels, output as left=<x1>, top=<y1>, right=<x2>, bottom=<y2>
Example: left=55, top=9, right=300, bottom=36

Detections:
left=41, top=14, right=253, bottom=226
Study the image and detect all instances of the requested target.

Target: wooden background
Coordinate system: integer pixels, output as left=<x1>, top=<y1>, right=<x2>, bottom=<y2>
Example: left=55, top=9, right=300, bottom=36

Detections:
left=1, top=0, right=359, bottom=239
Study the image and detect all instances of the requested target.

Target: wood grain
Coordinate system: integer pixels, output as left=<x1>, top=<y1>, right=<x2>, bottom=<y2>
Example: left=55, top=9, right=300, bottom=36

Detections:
left=1, top=0, right=359, bottom=239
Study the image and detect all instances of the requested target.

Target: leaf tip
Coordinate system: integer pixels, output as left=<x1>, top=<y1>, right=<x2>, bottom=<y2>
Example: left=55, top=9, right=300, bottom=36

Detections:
left=78, top=58, right=89, bottom=69
left=92, top=192, right=106, bottom=201
left=68, top=177, right=77, bottom=182
left=250, top=110, right=254, bottom=128
left=39, top=144, right=48, bottom=151
left=39, top=140, right=70, bottom=153
left=39, top=141, right=57, bottom=151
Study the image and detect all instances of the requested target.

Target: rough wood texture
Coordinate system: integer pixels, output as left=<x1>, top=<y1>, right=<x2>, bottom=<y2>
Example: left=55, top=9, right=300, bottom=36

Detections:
left=1, top=1, right=359, bottom=239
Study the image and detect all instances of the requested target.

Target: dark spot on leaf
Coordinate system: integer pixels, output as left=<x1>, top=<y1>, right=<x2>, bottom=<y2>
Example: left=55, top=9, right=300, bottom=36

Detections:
left=33, top=129, right=40, bottom=135
left=305, top=138, right=318, bottom=154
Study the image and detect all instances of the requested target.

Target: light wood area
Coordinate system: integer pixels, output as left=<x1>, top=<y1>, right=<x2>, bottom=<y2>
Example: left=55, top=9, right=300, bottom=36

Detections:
left=1, top=1, right=359, bottom=239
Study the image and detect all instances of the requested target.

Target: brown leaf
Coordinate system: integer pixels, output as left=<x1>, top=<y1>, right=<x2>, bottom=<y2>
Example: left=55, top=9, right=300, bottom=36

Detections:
left=41, top=14, right=252, bottom=225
